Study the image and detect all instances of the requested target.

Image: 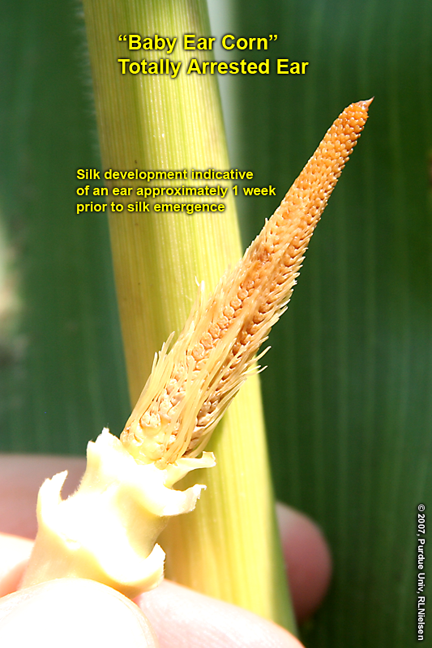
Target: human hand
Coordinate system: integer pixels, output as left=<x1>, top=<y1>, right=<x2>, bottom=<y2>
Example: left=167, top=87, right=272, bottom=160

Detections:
left=0, top=455, right=331, bottom=647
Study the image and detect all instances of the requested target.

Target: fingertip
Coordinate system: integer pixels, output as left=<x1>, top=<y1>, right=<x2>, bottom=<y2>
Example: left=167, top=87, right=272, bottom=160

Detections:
left=0, top=533, right=33, bottom=596
left=276, top=503, right=332, bottom=623
left=0, top=579, right=158, bottom=648
left=137, top=579, right=304, bottom=648
left=0, top=455, right=85, bottom=539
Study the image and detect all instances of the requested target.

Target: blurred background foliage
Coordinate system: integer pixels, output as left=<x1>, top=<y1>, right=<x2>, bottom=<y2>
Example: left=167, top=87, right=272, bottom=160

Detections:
left=1, top=0, right=431, bottom=646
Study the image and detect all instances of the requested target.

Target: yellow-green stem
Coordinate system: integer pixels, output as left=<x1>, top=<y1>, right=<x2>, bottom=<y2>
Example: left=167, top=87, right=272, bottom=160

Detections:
left=82, top=0, right=294, bottom=631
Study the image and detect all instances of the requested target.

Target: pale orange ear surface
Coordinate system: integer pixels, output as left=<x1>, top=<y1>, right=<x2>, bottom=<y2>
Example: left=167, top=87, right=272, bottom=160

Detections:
left=121, top=100, right=372, bottom=468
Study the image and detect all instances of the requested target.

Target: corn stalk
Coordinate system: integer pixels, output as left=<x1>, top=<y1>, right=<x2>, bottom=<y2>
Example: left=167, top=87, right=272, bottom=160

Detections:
left=82, top=0, right=294, bottom=630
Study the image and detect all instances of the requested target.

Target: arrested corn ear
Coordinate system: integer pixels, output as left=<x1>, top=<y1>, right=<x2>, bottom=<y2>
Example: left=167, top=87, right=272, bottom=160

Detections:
left=21, top=100, right=371, bottom=597
left=121, top=100, right=372, bottom=467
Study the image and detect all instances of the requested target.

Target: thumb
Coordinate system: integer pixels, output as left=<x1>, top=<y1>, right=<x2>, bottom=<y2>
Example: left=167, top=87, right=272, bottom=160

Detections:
left=0, top=578, right=158, bottom=648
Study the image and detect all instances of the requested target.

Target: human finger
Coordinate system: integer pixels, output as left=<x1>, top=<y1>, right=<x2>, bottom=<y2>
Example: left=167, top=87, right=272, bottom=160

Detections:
left=276, top=503, right=332, bottom=623
left=136, top=579, right=304, bottom=648
left=0, top=578, right=157, bottom=648
left=0, top=533, right=33, bottom=596
left=0, top=455, right=85, bottom=538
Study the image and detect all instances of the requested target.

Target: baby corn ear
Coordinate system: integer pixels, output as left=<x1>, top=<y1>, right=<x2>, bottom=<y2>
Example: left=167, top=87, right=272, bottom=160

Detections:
left=121, top=99, right=372, bottom=468
left=21, top=101, right=370, bottom=598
